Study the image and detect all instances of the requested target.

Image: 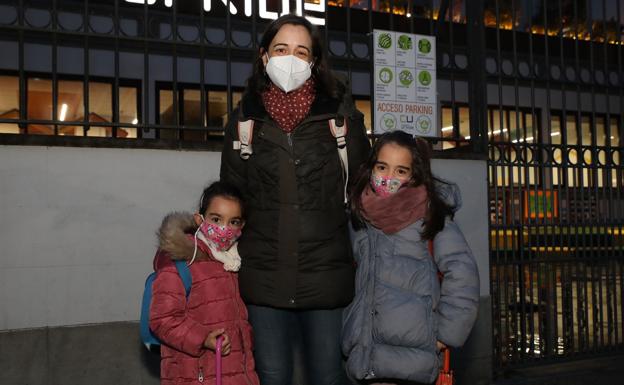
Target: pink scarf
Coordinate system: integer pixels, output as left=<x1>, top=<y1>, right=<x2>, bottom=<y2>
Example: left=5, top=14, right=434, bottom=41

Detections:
left=361, top=184, right=429, bottom=234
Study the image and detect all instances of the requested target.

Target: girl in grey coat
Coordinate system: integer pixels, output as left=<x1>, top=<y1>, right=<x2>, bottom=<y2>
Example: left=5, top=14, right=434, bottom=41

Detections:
left=342, top=131, right=480, bottom=384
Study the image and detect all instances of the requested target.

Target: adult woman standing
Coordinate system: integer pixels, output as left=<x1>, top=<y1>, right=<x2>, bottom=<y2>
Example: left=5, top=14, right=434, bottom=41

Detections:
left=220, top=14, right=370, bottom=385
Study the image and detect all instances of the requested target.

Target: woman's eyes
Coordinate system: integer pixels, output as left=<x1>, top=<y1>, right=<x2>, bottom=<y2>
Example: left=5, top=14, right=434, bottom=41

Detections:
left=295, top=50, right=309, bottom=59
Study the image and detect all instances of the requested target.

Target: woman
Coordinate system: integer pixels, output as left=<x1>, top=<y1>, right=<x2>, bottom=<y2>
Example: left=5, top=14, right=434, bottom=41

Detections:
left=220, top=14, right=370, bottom=385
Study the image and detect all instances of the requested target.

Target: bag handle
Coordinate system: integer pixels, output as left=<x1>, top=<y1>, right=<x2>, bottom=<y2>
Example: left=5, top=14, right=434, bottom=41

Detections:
left=215, top=335, right=223, bottom=385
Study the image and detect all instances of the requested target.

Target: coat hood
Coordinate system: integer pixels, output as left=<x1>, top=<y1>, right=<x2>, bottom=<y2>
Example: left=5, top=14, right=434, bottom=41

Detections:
left=436, top=180, right=462, bottom=213
left=156, top=212, right=209, bottom=262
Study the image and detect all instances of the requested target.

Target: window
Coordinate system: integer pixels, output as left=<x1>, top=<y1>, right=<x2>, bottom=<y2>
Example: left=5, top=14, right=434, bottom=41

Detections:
left=156, top=84, right=243, bottom=141
left=0, top=73, right=140, bottom=138
left=0, top=75, right=20, bottom=134
left=441, top=104, right=470, bottom=150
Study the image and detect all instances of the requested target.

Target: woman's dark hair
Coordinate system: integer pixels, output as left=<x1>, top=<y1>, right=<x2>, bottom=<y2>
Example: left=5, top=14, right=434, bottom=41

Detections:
left=246, top=14, right=340, bottom=99
left=198, top=181, right=245, bottom=218
left=349, top=131, right=455, bottom=240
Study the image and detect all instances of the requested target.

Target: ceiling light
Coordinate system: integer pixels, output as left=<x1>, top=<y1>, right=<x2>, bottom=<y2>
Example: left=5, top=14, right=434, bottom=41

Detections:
left=59, top=104, right=68, bottom=121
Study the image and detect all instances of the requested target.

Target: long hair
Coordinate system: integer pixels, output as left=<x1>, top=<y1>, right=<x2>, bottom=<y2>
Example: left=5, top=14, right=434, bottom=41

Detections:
left=246, top=14, right=340, bottom=99
left=349, top=131, right=455, bottom=239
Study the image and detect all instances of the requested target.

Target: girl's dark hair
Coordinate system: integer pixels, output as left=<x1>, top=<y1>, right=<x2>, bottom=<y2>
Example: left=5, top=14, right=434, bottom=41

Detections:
left=246, top=14, right=341, bottom=99
left=349, top=131, right=455, bottom=240
left=198, top=181, right=245, bottom=218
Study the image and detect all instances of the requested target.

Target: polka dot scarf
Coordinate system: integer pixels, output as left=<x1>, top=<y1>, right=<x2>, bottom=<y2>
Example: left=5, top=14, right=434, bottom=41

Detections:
left=262, top=78, right=316, bottom=133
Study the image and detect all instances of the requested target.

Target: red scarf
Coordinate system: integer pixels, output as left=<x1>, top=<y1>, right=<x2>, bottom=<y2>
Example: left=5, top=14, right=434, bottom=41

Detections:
left=361, top=184, right=429, bottom=234
left=261, top=79, right=316, bottom=133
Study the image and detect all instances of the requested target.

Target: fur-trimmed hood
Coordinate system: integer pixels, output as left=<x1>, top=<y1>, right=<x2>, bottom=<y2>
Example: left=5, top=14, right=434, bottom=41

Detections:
left=157, top=212, right=209, bottom=262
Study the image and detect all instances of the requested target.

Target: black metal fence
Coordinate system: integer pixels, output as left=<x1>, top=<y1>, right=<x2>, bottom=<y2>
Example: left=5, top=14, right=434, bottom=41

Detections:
left=0, top=0, right=623, bottom=376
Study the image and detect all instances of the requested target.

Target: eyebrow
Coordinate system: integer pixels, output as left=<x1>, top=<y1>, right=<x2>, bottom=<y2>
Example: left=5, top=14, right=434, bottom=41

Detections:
left=208, top=212, right=222, bottom=217
left=272, top=43, right=311, bottom=53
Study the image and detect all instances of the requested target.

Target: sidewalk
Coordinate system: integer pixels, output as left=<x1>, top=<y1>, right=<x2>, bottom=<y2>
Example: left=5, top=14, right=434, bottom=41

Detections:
left=491, top=355, right=624, bottom=385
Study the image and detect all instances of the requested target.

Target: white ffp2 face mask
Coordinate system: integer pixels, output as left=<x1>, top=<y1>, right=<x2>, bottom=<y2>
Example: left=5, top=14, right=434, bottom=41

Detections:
left=265, top=54, right=313, bottom=93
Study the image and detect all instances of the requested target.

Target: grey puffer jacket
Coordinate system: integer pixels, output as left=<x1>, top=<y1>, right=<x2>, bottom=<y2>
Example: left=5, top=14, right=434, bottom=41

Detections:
left=341, top=189, right=479, bottom=383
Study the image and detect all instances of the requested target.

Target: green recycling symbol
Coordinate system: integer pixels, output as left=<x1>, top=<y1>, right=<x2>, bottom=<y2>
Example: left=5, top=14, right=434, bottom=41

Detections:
left=418, top=70, right=432, bottom=86
left=379, top=68, right=393, bottom=84
left=418, top=38, right=432, bottom=54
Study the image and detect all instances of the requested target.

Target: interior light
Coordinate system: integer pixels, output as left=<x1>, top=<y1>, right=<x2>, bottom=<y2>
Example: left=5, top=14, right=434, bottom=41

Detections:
left=59, top=104, right=68, bottom=121
left=441, top=126, right=454, bottom=132
left=132, top=118, right=138, bottom=125
left=551, top=132, right=560, bottom=136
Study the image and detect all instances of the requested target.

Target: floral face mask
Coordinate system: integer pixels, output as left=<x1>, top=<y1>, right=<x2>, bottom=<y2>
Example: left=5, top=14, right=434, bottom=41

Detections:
left=370, top=174, right=407, bottom=197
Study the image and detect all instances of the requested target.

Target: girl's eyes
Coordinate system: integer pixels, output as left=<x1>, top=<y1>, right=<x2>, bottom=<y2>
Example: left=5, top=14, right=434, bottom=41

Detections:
left=210, top=216, right=221, bottom=223
left=397, top=169, right=409, bottom=175
left=230, top=219, right=243, bottom=227
left=374, top=164, right=386, bottom=171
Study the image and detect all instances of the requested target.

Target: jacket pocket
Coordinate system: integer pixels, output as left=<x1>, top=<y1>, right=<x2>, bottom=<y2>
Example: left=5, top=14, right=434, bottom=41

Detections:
left=373, top=282, right=433, bottom=348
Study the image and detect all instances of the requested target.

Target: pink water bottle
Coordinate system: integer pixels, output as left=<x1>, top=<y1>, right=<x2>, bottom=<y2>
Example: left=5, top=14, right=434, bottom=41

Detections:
left=215, top=335, right=223, bottom=385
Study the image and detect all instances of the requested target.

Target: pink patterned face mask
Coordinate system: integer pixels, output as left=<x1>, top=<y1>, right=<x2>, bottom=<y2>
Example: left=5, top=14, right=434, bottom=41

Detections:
left=371, top=174, right=407, bottom=197
left=199, top=221, right=242, bottom=252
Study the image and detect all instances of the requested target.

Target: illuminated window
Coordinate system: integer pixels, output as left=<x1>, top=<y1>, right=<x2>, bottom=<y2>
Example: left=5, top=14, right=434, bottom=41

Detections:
left=0, top=76, right=20, bottom=134
left=354, top=98, right=371, bottom=134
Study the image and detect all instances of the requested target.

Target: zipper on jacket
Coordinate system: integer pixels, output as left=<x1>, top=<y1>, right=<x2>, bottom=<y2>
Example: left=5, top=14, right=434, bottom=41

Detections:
left=231, top=274, right=254, bottom=385
left=198, top=366, right=204, bottom=383
left=287, top=132, right=293, bottom=149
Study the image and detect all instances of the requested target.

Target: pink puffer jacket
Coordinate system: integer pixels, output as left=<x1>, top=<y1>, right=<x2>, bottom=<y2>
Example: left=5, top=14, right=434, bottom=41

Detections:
left=149, top=212, right=259, bottom=385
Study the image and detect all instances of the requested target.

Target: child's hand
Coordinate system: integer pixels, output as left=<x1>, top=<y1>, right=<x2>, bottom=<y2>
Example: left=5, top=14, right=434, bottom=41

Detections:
left=203, top=328, right=231, bottom=355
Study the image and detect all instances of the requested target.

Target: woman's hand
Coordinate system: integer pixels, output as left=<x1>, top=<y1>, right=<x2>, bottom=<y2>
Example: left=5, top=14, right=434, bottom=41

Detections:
left=203, top=328, right=231, bottom=355
left=436, top=340, right=447, bottom=351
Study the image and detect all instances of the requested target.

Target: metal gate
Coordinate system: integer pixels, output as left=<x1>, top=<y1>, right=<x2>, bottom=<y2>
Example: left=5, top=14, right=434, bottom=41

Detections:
left=483, top=0, right=624, bottom=372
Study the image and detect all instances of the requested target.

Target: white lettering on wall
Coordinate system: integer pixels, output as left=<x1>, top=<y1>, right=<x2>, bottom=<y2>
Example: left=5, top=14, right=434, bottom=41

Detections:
left=124, top=0, right=326, bottom=26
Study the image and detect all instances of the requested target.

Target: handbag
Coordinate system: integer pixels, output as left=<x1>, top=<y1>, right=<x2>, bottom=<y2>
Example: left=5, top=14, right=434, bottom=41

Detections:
left=429, top=240, right=455, bottom=385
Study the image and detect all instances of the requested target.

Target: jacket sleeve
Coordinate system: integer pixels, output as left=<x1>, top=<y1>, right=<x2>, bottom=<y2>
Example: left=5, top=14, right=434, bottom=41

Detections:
left=345, top=107, right=371, bottom=181
left=220, top=108, right=248, bottom=196
left=432, top=219, right=480, bottom=347
left=149, top=265, right=210, bottom=357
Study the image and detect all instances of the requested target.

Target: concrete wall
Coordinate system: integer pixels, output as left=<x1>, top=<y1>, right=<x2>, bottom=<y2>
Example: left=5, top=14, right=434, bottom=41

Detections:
left=0, top=145, right=490, bottom=384
left=0, top=146, right=221, bottom=329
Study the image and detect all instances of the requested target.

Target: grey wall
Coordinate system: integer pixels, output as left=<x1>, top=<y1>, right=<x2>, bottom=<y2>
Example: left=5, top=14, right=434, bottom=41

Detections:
left=0, top=146, right=220, bottom=330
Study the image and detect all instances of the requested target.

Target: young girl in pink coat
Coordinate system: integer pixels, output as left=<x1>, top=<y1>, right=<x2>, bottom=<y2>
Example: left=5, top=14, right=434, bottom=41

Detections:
left=149, top=181, right=259, bottom=385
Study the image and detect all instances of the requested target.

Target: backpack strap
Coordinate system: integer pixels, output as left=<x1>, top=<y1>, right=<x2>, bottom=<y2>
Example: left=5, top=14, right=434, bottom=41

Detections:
left=328, top=118, right=349, bottom=204
left=232, top=119, right=254, bottom=160
left=174, top=260, right=192, bottom=298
